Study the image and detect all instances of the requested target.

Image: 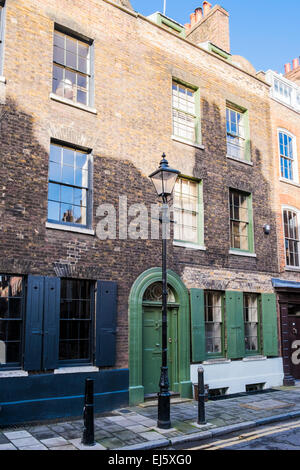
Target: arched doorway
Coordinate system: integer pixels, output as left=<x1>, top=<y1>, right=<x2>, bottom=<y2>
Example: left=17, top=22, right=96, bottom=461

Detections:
left=129, top=268, right=192, bottom=405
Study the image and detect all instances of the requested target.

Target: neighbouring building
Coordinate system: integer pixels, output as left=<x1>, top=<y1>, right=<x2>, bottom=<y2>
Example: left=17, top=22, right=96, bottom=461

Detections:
left=0, top=0, right=285, bottom=426
left=263, top=61, right=300, bottom=385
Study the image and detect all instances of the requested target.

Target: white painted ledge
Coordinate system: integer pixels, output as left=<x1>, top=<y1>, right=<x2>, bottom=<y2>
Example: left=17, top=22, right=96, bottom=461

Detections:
left=0, top=370, right=28, bottom=378
left=285, top=266, right=300, bottom=272
left=171, top=135, right=205, bottom=150
left=242, top=356, right=267, bottom=362
left=173, top=241, right=206, bottom=251
left=46, top=222, right=95, bottom=236
left=54, top=366, right=99, bottom=374
left=279, top=178, right=300, bottom=188
left=226, top=155, right=253, bottom=166
left=49, top=93, right=97, bottom=114
left=229, top=250, right=257, bottom=258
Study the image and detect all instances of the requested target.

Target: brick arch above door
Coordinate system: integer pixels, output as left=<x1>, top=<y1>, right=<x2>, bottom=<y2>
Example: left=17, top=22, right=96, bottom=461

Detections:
left=128, top=267, right=192, bottom=405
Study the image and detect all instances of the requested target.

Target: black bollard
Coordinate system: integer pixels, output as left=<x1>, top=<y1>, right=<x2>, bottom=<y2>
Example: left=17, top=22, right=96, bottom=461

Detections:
left=197, top=366, right=206, bottom=425
left=82, top=378, right=96, bottom=446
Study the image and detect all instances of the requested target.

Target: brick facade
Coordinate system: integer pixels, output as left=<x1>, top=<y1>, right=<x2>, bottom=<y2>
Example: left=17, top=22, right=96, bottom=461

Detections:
left=0, top=0, right=289, bottom=421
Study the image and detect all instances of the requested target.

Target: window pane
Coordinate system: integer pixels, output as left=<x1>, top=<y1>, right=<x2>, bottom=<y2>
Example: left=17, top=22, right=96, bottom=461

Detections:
left=48, top=201, right=60, bottom=221
left=61, top=185, right=73, bottom=204
left=49, top=162, right=61, bottom=182
left=50, top=144, right=61, bottom=163
left=53, top=45, right=65, bottom=65
left=62, top=165, right=74, bottom=185
left=48, top=183, right=60, bottom=202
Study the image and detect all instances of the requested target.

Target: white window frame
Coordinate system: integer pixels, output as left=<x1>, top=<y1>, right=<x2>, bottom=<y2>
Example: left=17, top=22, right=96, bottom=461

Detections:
left=278, top=128, right=299, bottom=184
left=172, top=81, right=199, bottom=145
left=282, top=206, right=300, bottom=270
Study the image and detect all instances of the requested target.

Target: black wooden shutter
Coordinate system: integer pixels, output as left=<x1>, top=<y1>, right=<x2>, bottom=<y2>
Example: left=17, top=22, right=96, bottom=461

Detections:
left=43, top=277, right=61, bottom=370
left=24, top=276, right=44, bottom=371
left=95, top=281, right=118, bottom=367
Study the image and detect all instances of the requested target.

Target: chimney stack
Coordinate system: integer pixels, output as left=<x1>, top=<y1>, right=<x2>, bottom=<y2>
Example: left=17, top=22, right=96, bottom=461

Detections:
left=185, top=2, right=230, bottom=53
left=285, top=63, right=291, bottom=74
left=292, top=58, right=299, bottom=70
left=203, top=1, right=212, bottom=16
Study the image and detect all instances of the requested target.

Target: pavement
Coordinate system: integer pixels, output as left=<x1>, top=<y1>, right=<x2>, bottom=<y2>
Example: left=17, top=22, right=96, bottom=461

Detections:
left=1, top=383, right=300, bottom=451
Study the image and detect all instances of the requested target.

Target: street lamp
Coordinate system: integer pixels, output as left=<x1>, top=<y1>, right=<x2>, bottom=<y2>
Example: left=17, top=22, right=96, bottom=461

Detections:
left=149, top=153, right=180, bottom=429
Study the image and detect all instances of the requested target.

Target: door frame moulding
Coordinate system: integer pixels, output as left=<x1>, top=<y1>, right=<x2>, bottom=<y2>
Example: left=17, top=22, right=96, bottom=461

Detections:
left=128, top=267, right=192, bottom=405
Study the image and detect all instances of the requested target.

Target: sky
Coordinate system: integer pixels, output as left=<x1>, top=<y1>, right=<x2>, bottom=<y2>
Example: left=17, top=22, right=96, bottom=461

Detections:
left=130, top=0, right=300, bottom=74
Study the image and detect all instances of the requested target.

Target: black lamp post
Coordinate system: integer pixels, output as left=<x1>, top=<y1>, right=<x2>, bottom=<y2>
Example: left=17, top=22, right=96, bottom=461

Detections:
left=149, top=153, right=180, bottom=429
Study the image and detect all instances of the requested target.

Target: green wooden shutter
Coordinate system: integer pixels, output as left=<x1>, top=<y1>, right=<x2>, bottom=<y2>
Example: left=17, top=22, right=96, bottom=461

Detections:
left=190, top=288, right=205, bottom=362
left=225, top=291, right=245, bottom=359
left=261, top=293, right=278, bottom=357
left=95, top=281, right=118, bottom=367
left=43, top=277, right=60, bottom=370
left=24, top=276, right=44, bottom=371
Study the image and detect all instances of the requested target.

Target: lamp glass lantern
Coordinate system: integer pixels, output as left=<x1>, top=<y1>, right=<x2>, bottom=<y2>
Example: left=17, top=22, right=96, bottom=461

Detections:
left=149, top=154, right=180, bottom=201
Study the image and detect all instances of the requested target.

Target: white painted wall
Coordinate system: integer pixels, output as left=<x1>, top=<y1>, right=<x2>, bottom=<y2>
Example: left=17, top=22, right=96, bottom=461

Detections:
left=190, top=357, right=284, bottom=395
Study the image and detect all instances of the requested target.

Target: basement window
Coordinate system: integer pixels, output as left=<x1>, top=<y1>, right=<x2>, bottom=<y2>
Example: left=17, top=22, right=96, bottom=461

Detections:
left=246, top=383, right=265, bottom=393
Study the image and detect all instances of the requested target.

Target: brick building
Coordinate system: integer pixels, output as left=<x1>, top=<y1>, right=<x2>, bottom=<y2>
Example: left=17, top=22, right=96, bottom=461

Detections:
left=263, top=60, right=300, bottom=386
left=0, top=0, right=284, bottom=425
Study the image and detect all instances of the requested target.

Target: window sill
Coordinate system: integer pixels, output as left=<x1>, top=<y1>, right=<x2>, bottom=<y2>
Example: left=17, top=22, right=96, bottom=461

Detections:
left=226, top=155, right=253, bottom=166
left=171, top=135, right=204, bottom=150
left=229, top=250, right=257, bottom=258
left=243, top=356, right=267, bottom=362
left=54, top=366, right=99, bottom=374
left=285, top=266, right=300, bottom=272
left=279, top=178, right=300, bottom=188
left=46, top=222, right=95, bottom=236
left=203, top=358, right=231, bottom=365
left=0, top=76, right=6, bottom=84
left=49, top=93, right=97, bottom=114
left=173, top=240, right=206, bottom=251
left=0, top=370, right=28, bottom=378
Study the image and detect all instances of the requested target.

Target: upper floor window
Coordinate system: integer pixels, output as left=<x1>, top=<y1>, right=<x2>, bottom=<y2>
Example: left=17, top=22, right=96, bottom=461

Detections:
left=0, top=275, right=24, bottom=368
left=172, top=81, right=200, bottom=144
left=229, top=189, right=254, bottom=253
left=279, top=131, right=297, bottom=182
left=226, top=106, right=248, bottom=161
left=52, top=29, right=92, bottom=106
left=174, top=178, right=203, bottom=246
left=274, top=78, right=292, bottom=106
left=48, top=142, right=92, bottom=228
left=283, top=209, right=300, bottom=268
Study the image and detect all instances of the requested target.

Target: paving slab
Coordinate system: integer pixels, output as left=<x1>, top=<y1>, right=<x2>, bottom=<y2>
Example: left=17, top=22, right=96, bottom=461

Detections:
left=40, top=437, right=69, bottom=448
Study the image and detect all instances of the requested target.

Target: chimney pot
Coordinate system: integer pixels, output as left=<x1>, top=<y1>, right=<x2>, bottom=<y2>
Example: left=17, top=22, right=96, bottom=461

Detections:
left=190, top=12, right=196, bottom=27
left=285, top=62, right=291, bottom=74
left=185, top=22, right=191, bottom=31
left=203, top=1, right=212, bottom=16
left=195, top=7, right=203, bottom=23
left=292, top=58, right=299, bottom=70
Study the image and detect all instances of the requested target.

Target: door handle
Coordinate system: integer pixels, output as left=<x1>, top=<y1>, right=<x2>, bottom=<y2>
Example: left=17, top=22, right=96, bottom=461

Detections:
left=168, top=338, right=172, bottom=343
left=293, top=328, right=298, bottom=335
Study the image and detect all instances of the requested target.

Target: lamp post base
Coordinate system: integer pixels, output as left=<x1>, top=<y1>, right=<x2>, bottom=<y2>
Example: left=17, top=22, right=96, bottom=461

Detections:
left=157, top=392, right=171, bottom=429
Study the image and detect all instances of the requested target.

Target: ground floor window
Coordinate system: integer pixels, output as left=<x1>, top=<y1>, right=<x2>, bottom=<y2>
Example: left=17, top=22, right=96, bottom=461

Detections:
left=204, top=291, right=224, bottom=356
left=0, top=275, right=24, bottom=368
left=59, top=279, right=94, bottom=363
left=244, top=293, right=260, bottom=353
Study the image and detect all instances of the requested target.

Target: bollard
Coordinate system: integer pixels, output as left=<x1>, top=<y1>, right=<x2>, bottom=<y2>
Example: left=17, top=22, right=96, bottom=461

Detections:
left=82, top=378, right=96, bottom=446
left=197, top=366, right=206, bottom=425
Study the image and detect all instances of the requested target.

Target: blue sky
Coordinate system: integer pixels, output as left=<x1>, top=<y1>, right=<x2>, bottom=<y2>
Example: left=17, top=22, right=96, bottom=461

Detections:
left=130, top=0, right=300, bottom=74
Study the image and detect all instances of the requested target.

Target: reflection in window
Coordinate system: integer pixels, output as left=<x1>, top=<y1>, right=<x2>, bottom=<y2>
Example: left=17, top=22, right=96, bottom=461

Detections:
left=229, top=189, right=250, bottom=251
left=284, top=209, right=300, bottom=267
left=205, top=291, right=223, bottom=355
left=279, top=131, right=295, bottom=181
left=48, top=143, right=90, bottom=227
left=244, top=293, right=259, bottom=352
left=0, top=275, right=24, bottom=367
left=59, top=279, right=93, bottom=362
left=52, top=30, right=90, bottom=106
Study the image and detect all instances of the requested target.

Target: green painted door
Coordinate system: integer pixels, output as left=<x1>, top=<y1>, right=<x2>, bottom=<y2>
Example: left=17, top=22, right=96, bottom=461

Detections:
left=142, top=304, right=179, bottom=395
